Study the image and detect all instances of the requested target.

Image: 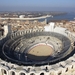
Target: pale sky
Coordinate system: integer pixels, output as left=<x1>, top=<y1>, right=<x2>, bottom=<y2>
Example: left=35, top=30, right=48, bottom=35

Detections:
left=0, top=0, right=75, bottom=11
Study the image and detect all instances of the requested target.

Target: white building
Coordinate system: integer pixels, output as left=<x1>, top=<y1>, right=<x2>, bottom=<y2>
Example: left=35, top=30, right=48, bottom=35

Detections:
left=4, top=25, right=8, bottom=36
left=44, top=22, right=68, bottom=36
left=19, top=15, right=25, bottom=18
left=4, top=25, right=12, bottom=36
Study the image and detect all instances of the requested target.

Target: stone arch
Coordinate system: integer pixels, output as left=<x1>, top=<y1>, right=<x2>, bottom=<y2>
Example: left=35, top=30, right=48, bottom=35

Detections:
left=57, top=71, right=62, bottom=75
left=21, top=31, right=23, bottom=35
left=40, top=72, right=44, bottom=75
left=39, top=71, right=46, bottom=75
left=27, top=30, right=30, bottom=33
left=45, top=66, right=49, bottom=72
left=1, top=69, right=7, bottom=75
left=30, top=73, right=35, bottom=75
left=28, top=71, right=36, bottom=75
left=65, top=67, right=68, bottom=72
left=19, top=31, right=21, bottom=35
left=18, top=70, right=27, bottom=75
left=71, top=65, right=73, bottom=69
left=65, top=64, right=73, bottom=71
left=9, top=69, right=17, bottom=75
left=10, top=71, right=15, bottom=75
left=18, top=32, right=20, bottom=36
left=19, top=72, right=26, bottom=75
left=22, top=31, right=24, bottom=35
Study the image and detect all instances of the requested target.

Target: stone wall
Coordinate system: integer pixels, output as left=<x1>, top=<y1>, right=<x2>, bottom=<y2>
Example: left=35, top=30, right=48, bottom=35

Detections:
left=0, top=28, right=75, bottom=75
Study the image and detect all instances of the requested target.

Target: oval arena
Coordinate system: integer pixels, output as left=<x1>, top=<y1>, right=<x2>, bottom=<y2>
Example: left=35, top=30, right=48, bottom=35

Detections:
left=0, top=28, right=75, bottom=75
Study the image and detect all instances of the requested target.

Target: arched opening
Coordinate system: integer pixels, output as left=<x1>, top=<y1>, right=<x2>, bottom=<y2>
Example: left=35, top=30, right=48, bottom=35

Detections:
left=65, top=68, right=68, bottom=72
left=1, top=69, right=7, bottom=75
left=58, top=71, right=62, bottom=75
left=30, top=73, right=35, bottom=75
left=45, top=67, right=49, bottom=72
left=40, top=73, right=44, bottom=75
left=72, top=65, right=73, bottom=69
left=20, top=73, right=25, bottom=75
left=10, top=71, right=15, bottom=75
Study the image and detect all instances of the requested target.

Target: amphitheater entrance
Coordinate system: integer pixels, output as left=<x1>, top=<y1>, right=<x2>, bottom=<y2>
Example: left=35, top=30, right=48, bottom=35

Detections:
left=27, top=43, right=54, bottom=61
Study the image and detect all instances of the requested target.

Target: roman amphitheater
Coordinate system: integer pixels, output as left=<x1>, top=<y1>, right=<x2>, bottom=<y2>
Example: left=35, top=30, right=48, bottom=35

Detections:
left=0, top=24, right=75, bottom=75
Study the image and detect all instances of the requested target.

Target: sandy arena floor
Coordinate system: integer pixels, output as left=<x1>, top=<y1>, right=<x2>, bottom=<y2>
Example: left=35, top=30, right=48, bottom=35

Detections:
left=27, top=44, right=54, bottom=61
